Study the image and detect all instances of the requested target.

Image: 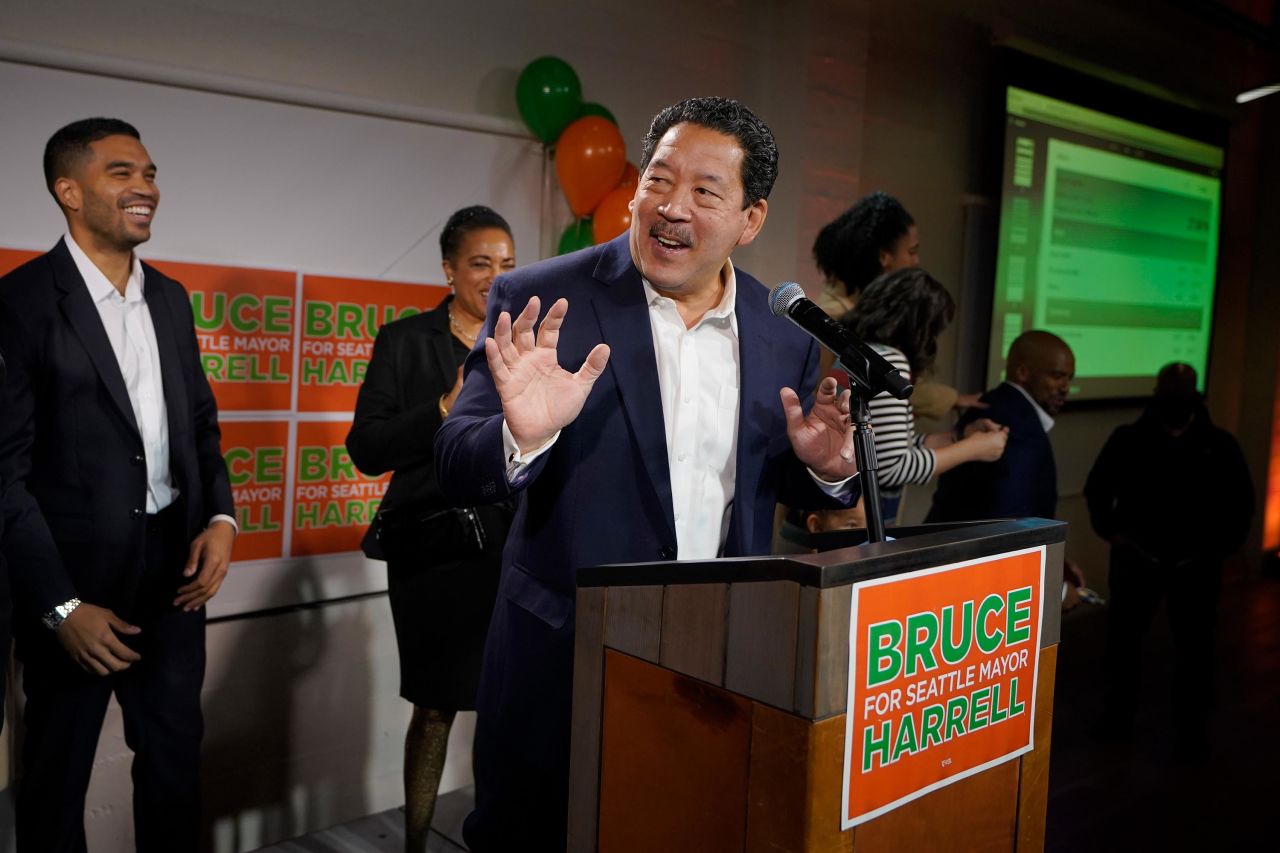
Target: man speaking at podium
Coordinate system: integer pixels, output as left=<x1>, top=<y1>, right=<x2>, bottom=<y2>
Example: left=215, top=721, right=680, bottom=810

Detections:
left=435, top=97, right=860, bottom=850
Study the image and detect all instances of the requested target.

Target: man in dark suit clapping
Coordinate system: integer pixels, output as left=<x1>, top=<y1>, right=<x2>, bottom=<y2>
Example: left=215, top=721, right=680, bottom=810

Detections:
left=0, top=118, right=235, bottom=853
left=927, top=330, right=1074, bottom=523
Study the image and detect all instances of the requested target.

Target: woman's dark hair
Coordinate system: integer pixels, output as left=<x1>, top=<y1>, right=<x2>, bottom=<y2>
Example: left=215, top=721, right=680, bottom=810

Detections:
left=440, top=205, right=513, bottom=262
left=639, top=96, right=778, bottom=208
left=43, top=117, right=141, bottom=199
left=844, top=268, right=954, bottom=375
left=812, top=191, right=914, bottom=297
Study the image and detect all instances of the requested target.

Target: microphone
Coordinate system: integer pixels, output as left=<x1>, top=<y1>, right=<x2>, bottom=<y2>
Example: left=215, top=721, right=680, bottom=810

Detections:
left=768, top=282, right=912, bottom=400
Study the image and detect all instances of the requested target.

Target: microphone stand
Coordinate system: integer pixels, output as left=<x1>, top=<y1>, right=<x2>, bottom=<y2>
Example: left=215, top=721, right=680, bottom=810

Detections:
left=834, top=351, right=901, bottom=545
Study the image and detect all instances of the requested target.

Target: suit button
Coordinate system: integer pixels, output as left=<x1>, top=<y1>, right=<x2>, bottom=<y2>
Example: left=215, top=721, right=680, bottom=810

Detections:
left=132, top=454, right=145, bottom=465
left=659, top=546, right=675, bottom=560
left=131, top=508, right=144, bottom=519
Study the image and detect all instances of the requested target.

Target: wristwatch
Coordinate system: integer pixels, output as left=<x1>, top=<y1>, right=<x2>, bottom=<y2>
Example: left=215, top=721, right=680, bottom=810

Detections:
left=41, top=597, right=81, bottom=631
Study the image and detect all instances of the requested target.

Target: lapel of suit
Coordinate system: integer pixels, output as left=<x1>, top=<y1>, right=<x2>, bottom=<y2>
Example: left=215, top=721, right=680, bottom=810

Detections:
left=589, top=236, right=676, bottom=541
left=143, top=265, right=191, bottom=445
left=725, top=272, right=776, bottom=556
left=50, top=239, right=141, bottom=437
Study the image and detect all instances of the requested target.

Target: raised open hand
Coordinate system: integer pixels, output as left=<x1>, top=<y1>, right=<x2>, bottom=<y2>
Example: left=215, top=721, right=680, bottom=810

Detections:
left=780, top=376, right=858, bottom=482
left=485, top=296, right=610, bottom=453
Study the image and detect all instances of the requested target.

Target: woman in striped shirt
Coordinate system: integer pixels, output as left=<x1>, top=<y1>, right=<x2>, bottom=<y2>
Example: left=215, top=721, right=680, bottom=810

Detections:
left=845, top=268, right=1008, bottom=522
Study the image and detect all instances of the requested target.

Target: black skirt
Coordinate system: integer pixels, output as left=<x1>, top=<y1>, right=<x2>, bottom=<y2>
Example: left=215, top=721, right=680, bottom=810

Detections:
left=383, top=503, right=512, bottom=710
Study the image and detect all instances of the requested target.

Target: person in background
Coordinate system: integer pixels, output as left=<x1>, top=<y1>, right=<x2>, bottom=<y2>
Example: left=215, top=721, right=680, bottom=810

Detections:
left=926, top=330, right=1073, bottom=524
left=0, top=117, right=235, bottom=853
left=346, top=206, right=516, bottom=852
left=925, top=330, right=1086, bottom=605
left=812, top=190, right=982, bottom=418
left=804, top=504, right=866, bottom=533
left=845, top=268, right=1008, bottom=522
left=774, top=503, right=868, bottom=554
left=1085, top=362, right=1253, bottom=754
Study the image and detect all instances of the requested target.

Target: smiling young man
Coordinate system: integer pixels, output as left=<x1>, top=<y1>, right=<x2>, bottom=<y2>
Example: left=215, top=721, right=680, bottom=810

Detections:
left=0, top=118, right=235, bottom=852
left=435, top=97, right=860, bottom=851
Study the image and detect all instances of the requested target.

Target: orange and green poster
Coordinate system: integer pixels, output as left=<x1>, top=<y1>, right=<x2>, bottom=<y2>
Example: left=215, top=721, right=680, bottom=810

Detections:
left=221, top=420, right=289, bottom=561
left=149, top=260, right=296, bottom=412
left=842, top=547, right=1044, bottom=828
left=290, top=420, right=389, bottom=556
left=0, top=248, right=39, bottom=277
left=297, top=276, right=447, bottom=413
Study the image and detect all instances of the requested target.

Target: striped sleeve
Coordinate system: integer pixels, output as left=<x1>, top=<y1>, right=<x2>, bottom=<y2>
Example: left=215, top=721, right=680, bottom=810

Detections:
left=865, top=345, right=937, bottom=489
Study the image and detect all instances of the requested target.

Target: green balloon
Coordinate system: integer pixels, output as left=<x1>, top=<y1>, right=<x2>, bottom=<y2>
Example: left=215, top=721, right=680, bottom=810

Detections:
left=558, top=219, right=594, bottom=255
left=516, top=56, right=583, bottom=143
left=579, top=102, right=617, bottom=126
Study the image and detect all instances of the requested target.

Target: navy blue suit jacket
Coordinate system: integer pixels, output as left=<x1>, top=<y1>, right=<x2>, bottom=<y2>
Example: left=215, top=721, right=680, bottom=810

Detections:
left=926, top=382, right=1058, bottom=522
left=434, top=234, right=844, bottom=773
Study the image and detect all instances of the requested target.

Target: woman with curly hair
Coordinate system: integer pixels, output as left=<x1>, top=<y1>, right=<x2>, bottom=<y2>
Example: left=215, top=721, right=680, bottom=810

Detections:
left=812, top=191, right=982, bottom=419
left=846, top=268, right=1008, bottom=521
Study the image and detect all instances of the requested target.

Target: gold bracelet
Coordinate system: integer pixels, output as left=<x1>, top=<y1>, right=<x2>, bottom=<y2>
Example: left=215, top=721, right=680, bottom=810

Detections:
left=439, top=394, right=450, bottom=420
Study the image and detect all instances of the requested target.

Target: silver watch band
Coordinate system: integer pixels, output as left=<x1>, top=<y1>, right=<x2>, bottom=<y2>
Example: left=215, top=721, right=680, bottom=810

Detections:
left=41, top=597, right=81, bottom=631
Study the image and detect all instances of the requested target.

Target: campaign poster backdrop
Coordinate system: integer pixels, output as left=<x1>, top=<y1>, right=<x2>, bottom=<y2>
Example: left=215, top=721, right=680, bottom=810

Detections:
left=0, top=248, right=39, bottom=277
left=220, top=420, right=290, bottom=561
left=842, top=546, right=1045, bottom=828
left=150, top=259, right=297, bottom=412
left=297, top=275, right=448, bottom=413
left=291, top=420, right=390, bottom=557
left=1, top=246, right=456, bottom=564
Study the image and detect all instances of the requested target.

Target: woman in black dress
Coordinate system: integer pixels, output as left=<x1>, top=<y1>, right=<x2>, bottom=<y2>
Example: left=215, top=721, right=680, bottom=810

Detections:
left=346, top=206, right=515, bottom=851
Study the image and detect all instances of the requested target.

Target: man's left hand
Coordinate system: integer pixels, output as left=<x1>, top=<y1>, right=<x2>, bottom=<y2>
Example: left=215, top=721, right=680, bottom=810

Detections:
left=780, top=376, right=858, bottom=482
left=175, top=520, right=236, bottom=611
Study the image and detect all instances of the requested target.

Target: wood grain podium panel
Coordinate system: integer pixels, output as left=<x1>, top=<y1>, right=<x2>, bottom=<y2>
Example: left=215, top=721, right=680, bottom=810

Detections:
left=814, top=585, right=852, bottom=719
left=1042, top=542, right=1065, bottom=647
left=746, top=705, right=852, bottom=852
left=604, top=585, right=663, bottom=662
left=660, top=583, right=729, bottom=685
left=726, top=580, right=800, bottom=710
left=568, top=587, right=609, bottom=852
left=599, top=650, right=751, bottom=853
left=1016, top=645, right=1058, bottom=853
left=794, top=585, right=820, bottom=718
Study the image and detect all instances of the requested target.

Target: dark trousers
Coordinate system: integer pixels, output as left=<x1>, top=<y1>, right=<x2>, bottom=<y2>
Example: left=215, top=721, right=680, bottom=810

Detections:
left=462, top=595, right=572, bottom=853
left=16, top=503, right=206, bottom=853
left=1102, top=547, right=1222, bottom=735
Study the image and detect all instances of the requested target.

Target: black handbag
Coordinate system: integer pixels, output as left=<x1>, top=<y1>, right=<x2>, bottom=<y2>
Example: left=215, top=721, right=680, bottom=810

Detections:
left=372, top=503, right=487, bottom=566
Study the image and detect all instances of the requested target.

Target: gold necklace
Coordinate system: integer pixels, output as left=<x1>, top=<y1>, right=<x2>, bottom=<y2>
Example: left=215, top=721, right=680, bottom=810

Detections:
left=448, top=305, right=478, bottom=344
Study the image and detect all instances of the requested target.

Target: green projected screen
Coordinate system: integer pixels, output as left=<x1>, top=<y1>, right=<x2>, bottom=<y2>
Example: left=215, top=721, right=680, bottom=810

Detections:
left=988, top=87, right=1223, bottom=399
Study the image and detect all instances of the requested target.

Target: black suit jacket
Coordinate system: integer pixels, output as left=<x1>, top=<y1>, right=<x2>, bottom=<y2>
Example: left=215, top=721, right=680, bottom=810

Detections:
left=0, top=239, right=234, bottom=627
left=346, top=297, right=466, bottom=556
left=926, top=382, right=1058, bottom=522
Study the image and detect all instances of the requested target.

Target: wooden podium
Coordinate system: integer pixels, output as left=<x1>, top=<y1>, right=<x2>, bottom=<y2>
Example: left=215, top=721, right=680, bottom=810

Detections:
left=567, top=518, right=1067, bottom=853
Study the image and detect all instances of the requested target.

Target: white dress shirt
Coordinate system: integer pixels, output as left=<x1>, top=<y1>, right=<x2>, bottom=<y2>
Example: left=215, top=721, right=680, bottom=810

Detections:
left=642, top=267, right=741, bottom=559
left=501, top=259, right=854, bottom=561
left=65, top=234, right=235, bottom=530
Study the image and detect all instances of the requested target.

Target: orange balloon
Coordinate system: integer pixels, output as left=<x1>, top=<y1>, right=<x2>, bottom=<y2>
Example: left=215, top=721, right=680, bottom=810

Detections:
left=592, top=187, right=633, bottom=244
left=617, top=161, right=639, bottom=193
left=556, top=116, right=626, bottom=217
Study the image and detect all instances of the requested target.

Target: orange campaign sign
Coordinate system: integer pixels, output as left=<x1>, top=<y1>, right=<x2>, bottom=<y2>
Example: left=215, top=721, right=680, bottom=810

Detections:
left=149, top=260, right=297, bottom=412
left=220, top=420, right=289, bottom=561
left=290, top=420, right=389, bottom=556
left=296, top=276, right=448, bottom=413
left=0, top=248, right=39, bottom=277
left=842, top=546, right=1045, bottom=828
